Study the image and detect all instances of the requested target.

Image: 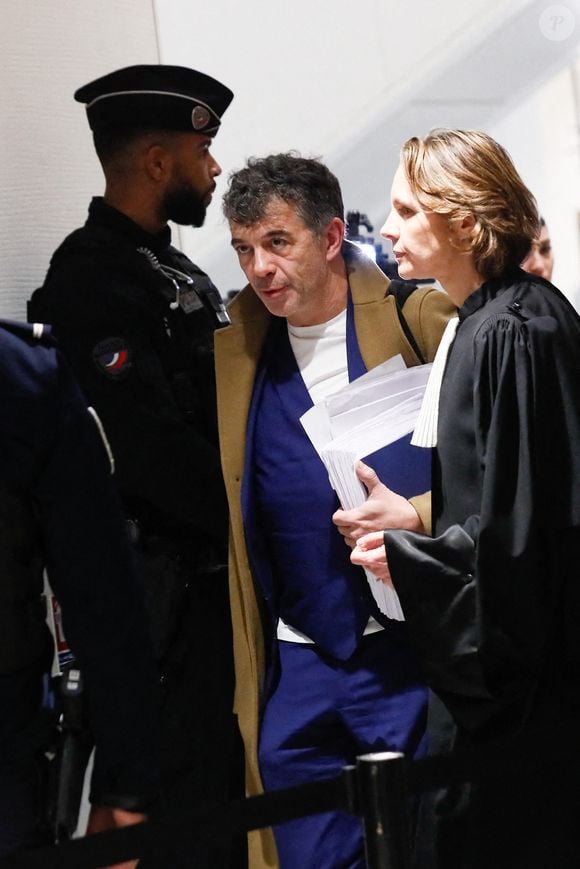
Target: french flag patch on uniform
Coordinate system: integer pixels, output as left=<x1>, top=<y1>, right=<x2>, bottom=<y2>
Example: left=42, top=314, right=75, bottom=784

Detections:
left=92, top=337, right=132, bottom=379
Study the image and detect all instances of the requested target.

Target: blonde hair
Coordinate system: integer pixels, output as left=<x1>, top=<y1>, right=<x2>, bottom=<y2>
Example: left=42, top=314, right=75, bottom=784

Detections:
left=401, top=129, right=540, bottom=279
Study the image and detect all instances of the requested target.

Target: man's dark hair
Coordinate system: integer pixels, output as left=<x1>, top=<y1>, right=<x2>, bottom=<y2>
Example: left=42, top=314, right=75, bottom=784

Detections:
left=93, top=127, right=177, bottom=171
left=222, top=152, right=344, bottom=234
left=93, top=127, right=147, bottom=168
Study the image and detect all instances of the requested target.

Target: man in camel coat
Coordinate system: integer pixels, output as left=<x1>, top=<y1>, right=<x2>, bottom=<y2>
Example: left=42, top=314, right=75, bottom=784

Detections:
left=215, top=153, right=454, bottom=869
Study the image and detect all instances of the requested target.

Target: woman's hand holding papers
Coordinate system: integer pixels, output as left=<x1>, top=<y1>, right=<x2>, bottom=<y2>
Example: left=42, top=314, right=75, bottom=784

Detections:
left=332, top=461, right=423, bottom=547
left=350, top=530, right=391, bottom=585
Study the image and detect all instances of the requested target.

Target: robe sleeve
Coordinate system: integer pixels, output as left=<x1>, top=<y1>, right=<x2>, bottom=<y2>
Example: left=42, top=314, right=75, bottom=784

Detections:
left=385, top=312, right=580, bottom=735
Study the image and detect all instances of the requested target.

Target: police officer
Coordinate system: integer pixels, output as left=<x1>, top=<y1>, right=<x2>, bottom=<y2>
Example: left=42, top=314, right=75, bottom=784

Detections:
left=0, top=319, right=159, bottom=861
left=29, top=66, right=240, bottom=868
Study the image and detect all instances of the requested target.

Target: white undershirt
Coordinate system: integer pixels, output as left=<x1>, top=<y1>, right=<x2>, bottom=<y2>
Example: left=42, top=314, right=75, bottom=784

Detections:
left=287, top=308, right=349, bottom=402
left=277, top=309, right=384, bottom=644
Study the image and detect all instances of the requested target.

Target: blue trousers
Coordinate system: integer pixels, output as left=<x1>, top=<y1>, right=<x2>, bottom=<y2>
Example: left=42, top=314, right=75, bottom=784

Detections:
left=259, top=627, right=428, bottom=869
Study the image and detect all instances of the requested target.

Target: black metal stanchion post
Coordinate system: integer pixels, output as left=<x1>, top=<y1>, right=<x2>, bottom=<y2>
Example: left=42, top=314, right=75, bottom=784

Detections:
left=356, top=751, right=411, bottom=869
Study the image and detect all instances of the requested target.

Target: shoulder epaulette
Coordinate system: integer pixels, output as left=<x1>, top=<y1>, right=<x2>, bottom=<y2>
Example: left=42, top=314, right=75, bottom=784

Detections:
left=0, top=319, right=56, bottom=347
left=196, top=279, right=231, bottom=327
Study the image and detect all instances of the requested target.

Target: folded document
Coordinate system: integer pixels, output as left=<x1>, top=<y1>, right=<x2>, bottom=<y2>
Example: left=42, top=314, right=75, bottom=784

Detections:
left=300, top=356, right=432, bottom=620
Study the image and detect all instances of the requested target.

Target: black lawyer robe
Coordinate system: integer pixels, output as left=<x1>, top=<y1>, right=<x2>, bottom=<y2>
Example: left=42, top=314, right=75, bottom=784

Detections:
left=384, top=270, right=580, bottom=868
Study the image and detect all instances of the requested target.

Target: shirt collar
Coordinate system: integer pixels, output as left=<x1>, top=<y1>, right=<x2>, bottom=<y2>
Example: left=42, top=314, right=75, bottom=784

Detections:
left=87, top=197, right=173, bottom=252
left=458, top=267, right=524, bottom=321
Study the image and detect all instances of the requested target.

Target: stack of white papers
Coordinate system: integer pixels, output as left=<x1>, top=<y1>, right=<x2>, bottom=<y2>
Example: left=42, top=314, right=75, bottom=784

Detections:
left=300, top=355, right=432, bottom=620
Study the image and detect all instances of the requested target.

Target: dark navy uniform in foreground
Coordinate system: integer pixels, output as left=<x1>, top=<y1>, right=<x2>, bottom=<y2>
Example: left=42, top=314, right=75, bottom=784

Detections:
left=0, top=320, right=159, bottom=856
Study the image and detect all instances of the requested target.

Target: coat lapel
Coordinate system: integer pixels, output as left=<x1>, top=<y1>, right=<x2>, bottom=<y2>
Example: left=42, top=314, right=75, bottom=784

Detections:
left=345, top=240, right=421, bottom=369
left=215, top=286, right=271, bottom=502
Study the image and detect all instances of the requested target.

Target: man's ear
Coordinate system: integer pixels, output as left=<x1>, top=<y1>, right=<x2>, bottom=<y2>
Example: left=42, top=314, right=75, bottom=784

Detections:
left=143, top=144, right=171, bottom=183
left=325, top=217, right=346, bottom=261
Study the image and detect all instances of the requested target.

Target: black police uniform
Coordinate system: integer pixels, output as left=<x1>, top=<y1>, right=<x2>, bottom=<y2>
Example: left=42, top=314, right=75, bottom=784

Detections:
left=29, top=63, right=241, bottom=867
left=0, top=320, right=159, bottom=856
left=29, top=199, right=239, bottom=866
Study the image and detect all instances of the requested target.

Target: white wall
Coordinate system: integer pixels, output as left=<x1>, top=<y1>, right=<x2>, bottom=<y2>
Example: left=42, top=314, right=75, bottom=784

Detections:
left=491, top=61, right=580, bottom=305
left=0, top=0, right=159, bottom=319
left=154, top=0, right=580, bottom=304
left=2, top=0, right=580, bottom=315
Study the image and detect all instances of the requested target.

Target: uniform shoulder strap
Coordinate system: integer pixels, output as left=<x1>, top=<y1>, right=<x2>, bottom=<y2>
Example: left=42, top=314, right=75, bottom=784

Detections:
left=0, top=319, right=56, bottom=348
left=388, top=279, right=426, bottom=364
left=388, top=278, right=418, bottom=311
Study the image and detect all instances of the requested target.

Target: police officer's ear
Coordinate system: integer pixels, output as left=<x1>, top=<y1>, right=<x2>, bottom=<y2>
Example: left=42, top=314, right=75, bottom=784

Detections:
left=143, top=143, right=173, bottom=183
left=324, top=217, right=346, bottom=263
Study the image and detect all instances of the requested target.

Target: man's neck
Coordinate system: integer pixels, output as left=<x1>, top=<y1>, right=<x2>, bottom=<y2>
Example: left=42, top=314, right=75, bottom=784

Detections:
left=103, top=189, right=167, bottom=236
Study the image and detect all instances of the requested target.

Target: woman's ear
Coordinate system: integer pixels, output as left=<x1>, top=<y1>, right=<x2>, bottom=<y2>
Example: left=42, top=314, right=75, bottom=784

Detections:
left=457, top=212, right=476, bottom=239
left=450, top=212, right=477, bottom=252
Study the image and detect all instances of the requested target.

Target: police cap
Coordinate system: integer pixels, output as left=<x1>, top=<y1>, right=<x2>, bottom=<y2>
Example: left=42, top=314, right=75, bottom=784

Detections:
left=75, top=64, right=233, bottom=136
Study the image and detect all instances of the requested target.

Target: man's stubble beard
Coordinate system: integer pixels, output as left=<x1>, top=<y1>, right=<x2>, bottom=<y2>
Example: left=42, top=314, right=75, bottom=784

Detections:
left=163, top=182, right=208, bottom=228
